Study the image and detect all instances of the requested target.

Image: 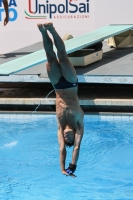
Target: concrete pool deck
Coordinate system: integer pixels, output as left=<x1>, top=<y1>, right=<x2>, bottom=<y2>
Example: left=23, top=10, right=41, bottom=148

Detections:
left=0, top=41, right=133, bottom=112
left=0, top=82, right=133, bottom=112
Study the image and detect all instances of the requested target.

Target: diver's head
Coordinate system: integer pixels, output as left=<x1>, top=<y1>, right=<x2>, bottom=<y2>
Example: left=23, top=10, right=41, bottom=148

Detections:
left=63, top=124, right=75, bottom=148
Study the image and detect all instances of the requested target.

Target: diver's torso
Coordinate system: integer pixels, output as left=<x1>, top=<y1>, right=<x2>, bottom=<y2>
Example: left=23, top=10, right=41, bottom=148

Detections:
left=55, top=87, right=84, bottom=130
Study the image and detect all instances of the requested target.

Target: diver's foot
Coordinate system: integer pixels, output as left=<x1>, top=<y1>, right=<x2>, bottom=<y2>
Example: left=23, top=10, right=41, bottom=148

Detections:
left=37, top=24, right=46, bottom=33
left=43, top=22, right=54, bottom=32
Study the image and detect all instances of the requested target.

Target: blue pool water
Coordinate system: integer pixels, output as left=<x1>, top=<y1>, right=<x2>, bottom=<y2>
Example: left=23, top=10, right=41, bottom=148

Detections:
left=0, top=114, right=133, bottom=200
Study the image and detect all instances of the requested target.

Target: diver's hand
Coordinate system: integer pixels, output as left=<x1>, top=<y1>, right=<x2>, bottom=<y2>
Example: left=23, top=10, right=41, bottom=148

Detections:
left=62, top=169, right=77, bottom=178
left=62, top=169, right=69, bottom=176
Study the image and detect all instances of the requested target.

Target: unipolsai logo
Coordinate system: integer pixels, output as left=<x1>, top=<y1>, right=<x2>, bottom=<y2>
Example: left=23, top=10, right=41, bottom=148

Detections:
left=0, top=0, right=18, bottom=22
left=25, top=0, right=89, bottom=20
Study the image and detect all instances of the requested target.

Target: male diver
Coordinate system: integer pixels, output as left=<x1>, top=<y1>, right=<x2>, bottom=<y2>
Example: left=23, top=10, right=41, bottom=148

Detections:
left=37, top=23, right=84, bottom=178
left=3, top=0, right=9, bottom=26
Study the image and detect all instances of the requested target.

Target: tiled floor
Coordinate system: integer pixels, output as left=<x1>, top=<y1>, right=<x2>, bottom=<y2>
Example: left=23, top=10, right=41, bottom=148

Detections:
left=1, top=113, right=133, bottom=122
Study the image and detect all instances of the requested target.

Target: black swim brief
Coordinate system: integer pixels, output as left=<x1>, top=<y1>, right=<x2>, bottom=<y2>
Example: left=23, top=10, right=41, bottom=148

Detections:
left=54, top=76, right=78, bottom=89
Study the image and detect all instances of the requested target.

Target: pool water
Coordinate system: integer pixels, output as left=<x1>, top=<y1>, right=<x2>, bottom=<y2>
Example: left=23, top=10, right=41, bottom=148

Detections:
left=0, top=114, right=133, bottom=200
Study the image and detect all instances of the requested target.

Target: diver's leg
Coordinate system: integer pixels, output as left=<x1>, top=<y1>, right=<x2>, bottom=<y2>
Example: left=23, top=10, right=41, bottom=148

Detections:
left=43, top=23, right=77, bottom=83
left=37, top=24, right=61, bottom=86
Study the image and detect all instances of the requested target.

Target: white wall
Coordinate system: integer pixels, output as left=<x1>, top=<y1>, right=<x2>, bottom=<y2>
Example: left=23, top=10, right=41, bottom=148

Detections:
left=95, top=0, right=133, bottom=28
left=0, top=0, right=95, bottom=53
left=0, top=0, right=133, bottom=54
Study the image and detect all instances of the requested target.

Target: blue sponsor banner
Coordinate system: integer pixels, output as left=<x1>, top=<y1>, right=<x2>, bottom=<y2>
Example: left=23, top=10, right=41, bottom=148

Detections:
left=0, top=0, right=18, bottom=22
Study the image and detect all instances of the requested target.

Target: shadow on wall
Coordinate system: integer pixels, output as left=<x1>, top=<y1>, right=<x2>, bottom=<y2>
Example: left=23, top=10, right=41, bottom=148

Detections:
left=0, top=52, right=33, bottom=59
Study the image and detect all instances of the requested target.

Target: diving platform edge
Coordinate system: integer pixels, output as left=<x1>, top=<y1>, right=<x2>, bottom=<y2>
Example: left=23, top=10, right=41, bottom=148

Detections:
left=0, top=24, right=133, bottom=76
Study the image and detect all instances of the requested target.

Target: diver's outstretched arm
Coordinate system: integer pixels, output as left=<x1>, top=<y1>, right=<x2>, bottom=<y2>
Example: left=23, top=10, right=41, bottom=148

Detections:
left=72, top=124, right=84, bottom=165
left=58, top=126, right=68, bottom=175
